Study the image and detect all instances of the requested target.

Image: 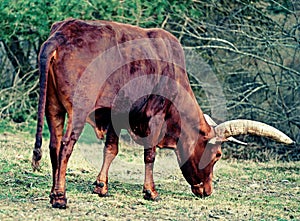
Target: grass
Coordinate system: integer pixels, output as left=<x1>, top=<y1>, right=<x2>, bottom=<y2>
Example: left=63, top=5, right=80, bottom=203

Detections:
left=0, top=130, right=299, bottom=220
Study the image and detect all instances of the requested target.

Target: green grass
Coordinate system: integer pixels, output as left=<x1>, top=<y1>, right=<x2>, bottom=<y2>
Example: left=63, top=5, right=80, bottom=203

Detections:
left=0, top=132, right=299, bottom=220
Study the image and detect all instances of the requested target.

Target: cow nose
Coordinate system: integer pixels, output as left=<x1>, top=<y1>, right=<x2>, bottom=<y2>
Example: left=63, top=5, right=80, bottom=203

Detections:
left=203, top=184, right=212, bottom=197
left=203, top=189, right=211, bottom=197
left=191, top=183, right=212, bottom=198
left=191, top=184, right=204, bottom=198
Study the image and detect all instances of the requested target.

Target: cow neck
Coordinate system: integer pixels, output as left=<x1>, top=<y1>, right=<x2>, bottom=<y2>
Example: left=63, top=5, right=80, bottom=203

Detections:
left=174, top=107, right=208, bottom=162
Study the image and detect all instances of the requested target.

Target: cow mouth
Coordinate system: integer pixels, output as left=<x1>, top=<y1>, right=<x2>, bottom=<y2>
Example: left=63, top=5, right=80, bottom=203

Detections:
left=191, top=182, right=211, bottom=198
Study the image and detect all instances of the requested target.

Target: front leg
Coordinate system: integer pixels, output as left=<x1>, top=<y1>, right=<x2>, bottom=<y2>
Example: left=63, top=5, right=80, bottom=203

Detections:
left=143, top=146, right=159, bottom=200
left=93, top=124, right=119, bottom=197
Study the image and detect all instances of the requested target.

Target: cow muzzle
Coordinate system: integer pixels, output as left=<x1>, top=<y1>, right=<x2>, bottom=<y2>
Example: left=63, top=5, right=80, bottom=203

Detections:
left=191, top=182, right=212, bottom=198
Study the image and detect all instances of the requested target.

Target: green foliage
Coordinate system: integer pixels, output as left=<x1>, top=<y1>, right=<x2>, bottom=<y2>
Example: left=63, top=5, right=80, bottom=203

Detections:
left=0, top=119, right=14, bottom=134
left=0, top=0, right=49, bottom=43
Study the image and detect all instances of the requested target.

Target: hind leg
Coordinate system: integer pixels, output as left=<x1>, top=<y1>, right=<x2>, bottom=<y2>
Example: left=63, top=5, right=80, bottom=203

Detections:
left=51, top=106, right=90, bottom=208
left=93, top=124, right=120, bottom=196
left=44, top=89, right=66, bottom=205
left=50, top=113, right=81, bottom=209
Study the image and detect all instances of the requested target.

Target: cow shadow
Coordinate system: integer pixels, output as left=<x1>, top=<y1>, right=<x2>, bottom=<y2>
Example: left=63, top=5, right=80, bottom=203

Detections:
left=69, top=178, right=193, bottom=201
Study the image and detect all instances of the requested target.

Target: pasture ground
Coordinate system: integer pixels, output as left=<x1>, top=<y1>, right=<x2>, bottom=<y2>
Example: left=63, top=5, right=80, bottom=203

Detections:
left=0, top=129, right=299, bottom=220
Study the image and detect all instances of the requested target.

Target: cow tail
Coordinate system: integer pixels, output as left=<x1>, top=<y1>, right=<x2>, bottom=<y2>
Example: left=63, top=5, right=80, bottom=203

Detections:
left=32, top=39, right=58, bottom=171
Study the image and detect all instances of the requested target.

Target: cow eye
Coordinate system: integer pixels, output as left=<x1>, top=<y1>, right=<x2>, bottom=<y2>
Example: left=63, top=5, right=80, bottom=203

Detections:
left=216, top=152, right=222, bottom=158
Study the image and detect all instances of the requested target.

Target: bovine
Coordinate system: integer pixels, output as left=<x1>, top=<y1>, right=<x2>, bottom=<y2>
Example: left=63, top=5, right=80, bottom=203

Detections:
left=32, top=19, right=294, bottom=209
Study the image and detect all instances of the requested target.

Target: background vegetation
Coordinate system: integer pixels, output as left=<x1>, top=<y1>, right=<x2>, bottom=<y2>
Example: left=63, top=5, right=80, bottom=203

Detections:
left=0, top=1, right=299, bottom=219
left=0, top=0, right=299, bottom=160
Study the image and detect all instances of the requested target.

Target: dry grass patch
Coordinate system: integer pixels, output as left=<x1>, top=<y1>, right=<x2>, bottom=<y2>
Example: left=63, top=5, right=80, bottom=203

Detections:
left=0, top=132, right=299, bottom=220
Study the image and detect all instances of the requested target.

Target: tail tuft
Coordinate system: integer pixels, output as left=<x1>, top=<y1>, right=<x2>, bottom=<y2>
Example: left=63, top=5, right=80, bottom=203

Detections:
left=32, top=139, right=43, bottom=171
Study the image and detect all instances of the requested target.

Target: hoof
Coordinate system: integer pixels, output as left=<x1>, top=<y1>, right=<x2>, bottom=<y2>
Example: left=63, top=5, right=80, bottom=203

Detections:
left=52, top=202, right=67, bottom=209
left=93, top=181, right=108, bottom=197
left=143, top=189, right=160, bottom=201
left=50, top=192, right=67, bottom=209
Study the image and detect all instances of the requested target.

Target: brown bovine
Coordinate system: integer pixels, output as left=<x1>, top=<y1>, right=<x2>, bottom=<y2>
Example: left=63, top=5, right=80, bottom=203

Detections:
left=32, top=19, right=294, bottom=209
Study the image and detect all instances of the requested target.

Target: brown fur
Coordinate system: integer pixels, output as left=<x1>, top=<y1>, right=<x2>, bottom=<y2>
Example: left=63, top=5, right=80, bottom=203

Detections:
left=32, top=19, right=219, bottom=208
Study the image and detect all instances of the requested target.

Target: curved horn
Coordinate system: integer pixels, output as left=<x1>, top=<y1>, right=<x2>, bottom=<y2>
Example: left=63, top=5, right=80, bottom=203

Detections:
left=204, top=114, right=247, bottom=145
left=214, top=119, right=294, bottom=145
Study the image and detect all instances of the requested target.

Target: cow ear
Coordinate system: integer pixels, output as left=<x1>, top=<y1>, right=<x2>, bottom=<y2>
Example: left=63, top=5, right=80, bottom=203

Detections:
left=202, top=126, right=215, bottom=141
left=207, top=137, right=225, bottom=145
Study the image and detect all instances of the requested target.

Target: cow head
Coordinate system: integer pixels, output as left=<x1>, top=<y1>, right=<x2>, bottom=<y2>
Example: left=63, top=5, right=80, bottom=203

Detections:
left=176, top=114, right=294, bottom=198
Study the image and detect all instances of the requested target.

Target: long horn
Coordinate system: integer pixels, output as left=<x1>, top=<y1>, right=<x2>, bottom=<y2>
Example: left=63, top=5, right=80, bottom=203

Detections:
left=214, top=119, right=294, bottom=145
left=204, top=114, right=248, bottom=145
